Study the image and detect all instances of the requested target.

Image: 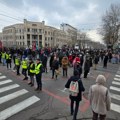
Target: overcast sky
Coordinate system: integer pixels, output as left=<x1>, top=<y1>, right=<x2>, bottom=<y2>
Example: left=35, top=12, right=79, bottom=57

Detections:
left=0, top=0, right=120, bottom=43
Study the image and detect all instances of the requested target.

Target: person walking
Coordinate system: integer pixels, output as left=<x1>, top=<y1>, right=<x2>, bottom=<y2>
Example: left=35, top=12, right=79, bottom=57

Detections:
left=35, top=58, right=43, bottom=91
left=51, top=57, right=59, bottom=79
left=65, top=70, right=85, bottom=120
left=84, top=58, right=90, bottom=78
left=103, top=53, right=108, bottom=68
left=89, top=75, right=111, bottom=120
left=93, top=54, right=99, bottom=70
left=74, top=61, right=82, bottom=78
left=62, top=55, right=69, bottom=77
left=42, top=54, right=48, bottom=73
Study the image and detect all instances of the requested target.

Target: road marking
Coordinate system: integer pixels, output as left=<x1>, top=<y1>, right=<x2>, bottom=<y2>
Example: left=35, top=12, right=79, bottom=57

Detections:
left=114, top=78, right=120, bottom=82
left=0, top=84, right=20, bottom=93
left=0, top=89, right=28, bottom=104
left=112, top=81, right=120, bottom=86
left=111, top=93, right=120, bottom=101
left=115, top=75, right=120, bottom=78
left=117, top=71, right=120, bottom=74
left=0, top=96, right=40, bottom=120
left=0, top=76, right=6, bottom=79
left=111, top=103, right=120, bottom=113
left=110, top=86, right=120, bottom=92
left=0, top=79, right=12, bottom=85
left=57, top=89, right=69, bottom=94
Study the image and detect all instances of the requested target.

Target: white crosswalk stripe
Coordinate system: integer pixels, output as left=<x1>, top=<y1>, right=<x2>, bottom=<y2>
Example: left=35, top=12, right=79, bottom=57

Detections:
left=0, top=76, right=6, bottom=79
left=111, top=103, right=120, bottom=113
left=115, top=75, right=120, bottom=78
left=110, top=70, right=120, bottom=114
left=114, top=77, right=120, bottom=82
left=111, top=93, right=120, bottom=101
left=0, top=89, right=28, bottom=104
left=0, top=84, right=20, bottom=93
left=0, top=79, right=12, bottom=85
left=112, top=81, right=120, bottom=86
left=0, top=73, right=40, bottom=120
left=110, top=86, right=120, bottom=92
left=0, top=96, right=40, bottom=120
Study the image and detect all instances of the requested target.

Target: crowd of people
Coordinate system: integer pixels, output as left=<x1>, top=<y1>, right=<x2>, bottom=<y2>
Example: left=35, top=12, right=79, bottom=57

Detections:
left=0, top=47, right=119, bottom=120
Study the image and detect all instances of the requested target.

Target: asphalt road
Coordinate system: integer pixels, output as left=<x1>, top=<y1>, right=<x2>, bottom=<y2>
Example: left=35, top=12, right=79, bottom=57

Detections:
left=0, top=61, right=120, bottom=120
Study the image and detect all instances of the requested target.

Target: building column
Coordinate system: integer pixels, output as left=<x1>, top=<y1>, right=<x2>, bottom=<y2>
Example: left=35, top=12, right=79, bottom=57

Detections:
left=37, top=35, right=39, bottom=47
left=30, top=34, right=32, bottom=47
left=42, top=33, right=45, bottom=48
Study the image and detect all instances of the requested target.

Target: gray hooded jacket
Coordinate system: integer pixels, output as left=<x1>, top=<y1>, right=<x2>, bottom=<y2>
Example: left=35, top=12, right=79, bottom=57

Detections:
left=89, top=75, right=111, bottom=115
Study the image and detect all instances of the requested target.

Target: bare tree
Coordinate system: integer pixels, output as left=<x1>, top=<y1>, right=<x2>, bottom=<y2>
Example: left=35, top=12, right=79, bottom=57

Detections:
left=101, top=3, right=120, bottom=47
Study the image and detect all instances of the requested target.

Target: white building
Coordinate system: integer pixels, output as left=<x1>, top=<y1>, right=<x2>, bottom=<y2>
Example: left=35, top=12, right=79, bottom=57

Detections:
left=0, top=32, right=3, bottom=41
left=60, top=23, right=77, bottom=46
left=2, top=19, right=71, bottom=48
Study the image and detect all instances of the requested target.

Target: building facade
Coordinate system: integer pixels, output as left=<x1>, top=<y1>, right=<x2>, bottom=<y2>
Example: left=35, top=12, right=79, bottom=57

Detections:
left=2, top=19, right=70, bottom=48
left=60, top=23, right=77, bottom=46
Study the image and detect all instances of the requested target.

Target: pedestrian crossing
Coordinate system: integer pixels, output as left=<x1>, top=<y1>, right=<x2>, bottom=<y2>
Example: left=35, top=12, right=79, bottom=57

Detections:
left=110, top=69, right=120, bottom=114
left=0, top=73, right=40, bottom=120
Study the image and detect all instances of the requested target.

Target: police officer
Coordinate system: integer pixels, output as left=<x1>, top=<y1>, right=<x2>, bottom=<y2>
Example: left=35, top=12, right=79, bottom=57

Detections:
left=35, top=58, right=43, bottom=91
left=22, top=57, right=28, bottom=80
left=6, top=52, right=12, bottom=69
left=28, top=58, right=35, bottom=86
left=15, top=56, right=21, bottom=75
left=2, top=51, right=6, bottom=66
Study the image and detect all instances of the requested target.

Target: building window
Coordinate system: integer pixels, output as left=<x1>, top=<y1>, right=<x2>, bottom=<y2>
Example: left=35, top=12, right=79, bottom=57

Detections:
left=45, top=31, right=47, bottom=35
left=27, top=28, right=30, bottom=32
left=45, top=37, right=47, bottom=41
left=39, top=29, right=42, bottom=33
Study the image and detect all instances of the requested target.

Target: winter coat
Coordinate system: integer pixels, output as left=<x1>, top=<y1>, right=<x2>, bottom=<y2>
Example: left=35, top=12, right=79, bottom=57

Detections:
left=52, top=60, right=59, bottom=70
left=89, top=75, right=111, bottom=115
left=62, top=56, right=69, bottom=68
left=65, top=76, right=85, bottom=101
left=84, top=59, right=90, bottom=71
left=74, top=64, right=82, bottom=77
left=94, top=56, right=99, bottom=64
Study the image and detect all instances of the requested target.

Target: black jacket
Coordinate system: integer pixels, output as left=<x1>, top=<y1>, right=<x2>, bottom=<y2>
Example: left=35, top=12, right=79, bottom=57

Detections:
left=52, top=60, right=59, bottom=70
left=65, top=76, right=85, bottom=101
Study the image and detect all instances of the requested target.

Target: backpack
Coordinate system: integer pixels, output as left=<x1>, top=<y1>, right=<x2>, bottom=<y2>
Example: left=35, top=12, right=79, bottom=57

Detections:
left=69, top=80, right=79, bottom=96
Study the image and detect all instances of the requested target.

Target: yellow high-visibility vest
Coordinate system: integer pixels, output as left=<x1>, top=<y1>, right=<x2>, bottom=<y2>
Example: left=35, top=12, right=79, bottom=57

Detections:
left=22, top=60, right=28, bottom=69
left=35, top=63, right=42, bottom=74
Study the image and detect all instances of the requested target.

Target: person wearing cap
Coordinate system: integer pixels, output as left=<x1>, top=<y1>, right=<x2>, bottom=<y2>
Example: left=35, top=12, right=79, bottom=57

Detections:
left=28, top=59, right=35, bottom=86
left=65, top=70, right=85, bottom=120
left=88, top=75, right=111, bottom=120
left=35, top=58, right=43, bottom=91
